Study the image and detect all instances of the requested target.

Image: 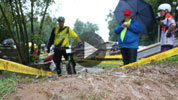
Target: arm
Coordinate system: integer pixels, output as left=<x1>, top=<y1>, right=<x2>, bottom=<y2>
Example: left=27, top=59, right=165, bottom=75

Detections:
left=47, top=28, right=55, bottom=52
left=68, top=27, right=81, bottom=43
left=127, top=20, right=142, bottom=33
left=166, top=23, right=176, bottom=37
left=167, top=18, right=176, bottom=37
left=168, top=23, right=176, bottom=33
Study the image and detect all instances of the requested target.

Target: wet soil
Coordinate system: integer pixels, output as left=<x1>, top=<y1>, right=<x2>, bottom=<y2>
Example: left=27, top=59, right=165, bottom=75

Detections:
left=8, top=64, right=178, bottom=100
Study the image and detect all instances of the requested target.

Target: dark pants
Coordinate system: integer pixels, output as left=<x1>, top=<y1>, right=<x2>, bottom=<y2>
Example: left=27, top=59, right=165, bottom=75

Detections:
left=53, top=48, right=76, bottom=75
left=161, top=45, right=173, bottom=52
left=120, top=48, right=137, bottom=65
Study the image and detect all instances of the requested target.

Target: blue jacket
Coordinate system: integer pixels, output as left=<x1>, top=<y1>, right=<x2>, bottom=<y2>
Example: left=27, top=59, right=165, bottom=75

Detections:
left=114, top=19, right=142, bottom=48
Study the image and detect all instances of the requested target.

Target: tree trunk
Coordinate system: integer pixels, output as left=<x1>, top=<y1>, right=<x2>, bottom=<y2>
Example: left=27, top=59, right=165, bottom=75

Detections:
left=0, top=4, right=23, bottom=63
left=18, top=0, right=29, bottom=64
left=30, top=0, right=34, bottom=57
left=37, top=2, right=49, bottom=55
left=14, top=0, right=27, bottom=64
left=9, top=2, right=20, bottom=43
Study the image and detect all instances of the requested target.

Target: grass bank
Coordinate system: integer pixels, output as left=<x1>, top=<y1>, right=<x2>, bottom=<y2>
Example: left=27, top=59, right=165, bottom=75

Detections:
left=0, top=71, right=48, bottom=100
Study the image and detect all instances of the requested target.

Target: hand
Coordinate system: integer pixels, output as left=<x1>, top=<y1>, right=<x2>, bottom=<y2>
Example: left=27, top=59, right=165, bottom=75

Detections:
left=125, top=24, right=130, bottom=28
left=155, top=16, right=161, bottom=21
left=72, top=42, right=83, bottom=49
left=158, top=21, right=163, bottom=26
left=122, top=24, right=126, bottom=28
left=122, top=24, right=129, bottom=28
left=77, top=42, right=83, bottom=48
left=166, top=32, right=171, bottom=38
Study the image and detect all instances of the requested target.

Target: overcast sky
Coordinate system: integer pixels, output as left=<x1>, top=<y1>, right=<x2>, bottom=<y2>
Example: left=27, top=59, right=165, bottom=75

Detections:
left=49, top=0, right=119, bottom=41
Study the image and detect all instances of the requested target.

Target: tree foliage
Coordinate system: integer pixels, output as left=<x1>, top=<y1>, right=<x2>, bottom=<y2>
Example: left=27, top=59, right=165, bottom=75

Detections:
left=72, top=19, right=99, bottom=44
left=73, top=19, right=99, bottom=35
left=105, top=10, right=118, bottom=41
left=0, top=0, right=54, bottom=64
left=0, top=18, right=11, bottom=42
left=73, top=19, right=85, bottom=35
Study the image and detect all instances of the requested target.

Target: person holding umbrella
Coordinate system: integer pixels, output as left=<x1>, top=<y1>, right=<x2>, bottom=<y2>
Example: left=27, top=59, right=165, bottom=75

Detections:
left=157, top=3, right=176, bottom=52
left=114, top=9, right=142, bottom=65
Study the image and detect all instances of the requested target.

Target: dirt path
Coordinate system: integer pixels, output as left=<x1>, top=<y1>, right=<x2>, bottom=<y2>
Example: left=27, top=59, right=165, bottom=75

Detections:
left=8, top=64, right=178, bottom=100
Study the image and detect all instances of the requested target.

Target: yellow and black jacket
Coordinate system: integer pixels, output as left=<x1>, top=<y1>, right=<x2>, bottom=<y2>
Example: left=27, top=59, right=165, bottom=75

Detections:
left=48, top=26, right=81, bottom=49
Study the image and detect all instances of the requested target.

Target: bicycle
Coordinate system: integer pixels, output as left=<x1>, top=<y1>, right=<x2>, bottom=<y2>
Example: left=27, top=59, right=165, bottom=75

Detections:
left=47, top=42, right=83, bottom=75
left=62, top=42, right=83, bottom=74
left=59, top=47, right=76, bottom=75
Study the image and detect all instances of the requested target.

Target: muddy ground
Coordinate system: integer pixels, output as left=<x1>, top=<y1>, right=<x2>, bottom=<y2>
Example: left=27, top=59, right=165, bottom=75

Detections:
left=8, top=64, right=178, bottom=100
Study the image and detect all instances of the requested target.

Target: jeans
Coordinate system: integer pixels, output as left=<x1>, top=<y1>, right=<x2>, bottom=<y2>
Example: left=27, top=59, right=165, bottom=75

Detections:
left=120, top=48, right=137, bottom=65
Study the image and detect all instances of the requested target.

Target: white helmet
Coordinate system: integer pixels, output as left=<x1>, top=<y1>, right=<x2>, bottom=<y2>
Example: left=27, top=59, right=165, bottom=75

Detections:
left=158, top=3, right=171, bottom=12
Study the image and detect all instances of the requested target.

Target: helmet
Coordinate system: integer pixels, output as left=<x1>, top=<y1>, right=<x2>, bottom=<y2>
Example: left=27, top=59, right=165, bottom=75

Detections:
left=158, top=3, right=171, bottom=12
left=57, top=16, right=65, bottom=22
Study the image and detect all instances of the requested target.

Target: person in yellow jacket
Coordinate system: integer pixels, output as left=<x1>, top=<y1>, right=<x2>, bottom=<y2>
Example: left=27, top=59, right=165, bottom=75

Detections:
left=47, top=16, right=81, bottom=75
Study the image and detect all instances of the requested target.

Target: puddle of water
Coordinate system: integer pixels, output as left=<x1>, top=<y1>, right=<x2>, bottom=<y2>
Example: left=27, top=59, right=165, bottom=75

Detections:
left=120, top=74, right=127, bottom=78
left=78, top=68, right=104, bottom=73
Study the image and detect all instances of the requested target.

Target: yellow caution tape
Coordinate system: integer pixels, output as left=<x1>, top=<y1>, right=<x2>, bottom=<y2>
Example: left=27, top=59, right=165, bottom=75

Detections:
left=119, top=47, right=178, bottom=69
left=99, top=60, right=123, bottom=65
left=0, top=58, right=52, bottom=76
left=95, top=54, right=122, bottom=59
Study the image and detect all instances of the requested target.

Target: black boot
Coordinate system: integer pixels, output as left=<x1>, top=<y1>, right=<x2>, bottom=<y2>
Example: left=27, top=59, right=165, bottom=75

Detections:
left=56, top=63, right=62, bottom=76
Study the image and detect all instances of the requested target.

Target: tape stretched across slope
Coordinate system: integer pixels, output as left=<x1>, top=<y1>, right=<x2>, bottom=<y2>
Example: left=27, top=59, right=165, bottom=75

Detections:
left=0, top=58, right=52, bottom=76
left=119, top=47, right=178, bottom=69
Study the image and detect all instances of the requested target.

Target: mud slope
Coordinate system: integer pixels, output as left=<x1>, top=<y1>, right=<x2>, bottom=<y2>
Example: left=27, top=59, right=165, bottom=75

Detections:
left=8, top=64, right=178, bottom=100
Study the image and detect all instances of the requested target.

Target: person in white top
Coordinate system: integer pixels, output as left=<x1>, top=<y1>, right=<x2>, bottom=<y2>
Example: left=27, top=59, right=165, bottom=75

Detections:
left=157, top=3, right=176, bottom=52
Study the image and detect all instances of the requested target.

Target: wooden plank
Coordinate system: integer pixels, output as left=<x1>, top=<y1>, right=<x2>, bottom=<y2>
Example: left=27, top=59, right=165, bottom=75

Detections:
left=97, top=40, right=178, bottom=60
left=137, top=43, right=160, bottom=53
left=137, top=45, right=161, bottom=59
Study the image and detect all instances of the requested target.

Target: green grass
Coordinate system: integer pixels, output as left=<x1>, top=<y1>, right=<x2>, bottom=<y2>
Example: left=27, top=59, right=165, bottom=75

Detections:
left=97, top=63, right=120, bottom=68
left=0, top=71, right=48, bottom=100
left=151, top=55, right=178, bottom=66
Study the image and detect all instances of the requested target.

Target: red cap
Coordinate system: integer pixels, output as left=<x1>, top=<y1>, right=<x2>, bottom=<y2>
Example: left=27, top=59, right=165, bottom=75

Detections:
left=124, top=9, right=131, bottom=15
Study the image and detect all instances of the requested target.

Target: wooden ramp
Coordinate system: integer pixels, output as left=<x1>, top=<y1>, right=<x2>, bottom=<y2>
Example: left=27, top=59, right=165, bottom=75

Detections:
left=96, top=39, right=178, bottom=60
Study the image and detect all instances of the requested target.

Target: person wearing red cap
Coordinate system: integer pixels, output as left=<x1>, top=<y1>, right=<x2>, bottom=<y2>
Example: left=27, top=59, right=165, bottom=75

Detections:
left=114, top=9, right=142, bottom=65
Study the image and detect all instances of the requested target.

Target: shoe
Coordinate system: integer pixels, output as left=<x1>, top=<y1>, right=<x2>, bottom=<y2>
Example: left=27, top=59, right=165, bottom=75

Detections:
left=57, top=74, right=62, bottom=77
left=56, top=69, right=62, bottom=76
